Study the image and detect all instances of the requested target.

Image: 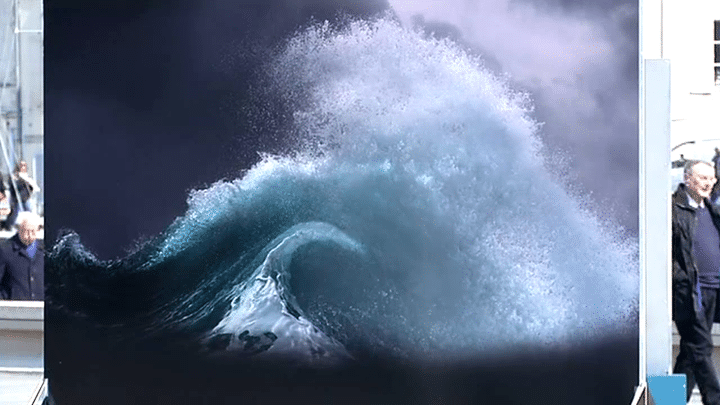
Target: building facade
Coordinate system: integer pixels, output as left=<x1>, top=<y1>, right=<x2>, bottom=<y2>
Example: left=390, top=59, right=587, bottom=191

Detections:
left=662, top=1, right=720, bottom=188
left=0, top=0, right=43, bottom=215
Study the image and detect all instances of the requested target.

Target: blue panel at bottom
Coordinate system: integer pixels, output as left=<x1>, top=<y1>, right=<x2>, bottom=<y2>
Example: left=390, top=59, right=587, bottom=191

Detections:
left=648, top=375, right=687, bottom=405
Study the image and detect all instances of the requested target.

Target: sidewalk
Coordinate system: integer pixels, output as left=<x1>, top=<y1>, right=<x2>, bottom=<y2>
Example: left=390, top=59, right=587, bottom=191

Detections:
left=0, top=370, right=45, bottom=405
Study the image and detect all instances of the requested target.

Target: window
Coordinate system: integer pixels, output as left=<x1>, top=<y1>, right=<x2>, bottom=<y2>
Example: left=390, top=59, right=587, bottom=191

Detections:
left=715, top=21, right=720, bottom=85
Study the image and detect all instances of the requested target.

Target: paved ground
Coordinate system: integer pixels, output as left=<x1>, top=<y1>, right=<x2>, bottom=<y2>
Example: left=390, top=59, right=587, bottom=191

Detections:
left=690, top=387, right=701, bottom=404
left=0, top=370, right=44, bottom=405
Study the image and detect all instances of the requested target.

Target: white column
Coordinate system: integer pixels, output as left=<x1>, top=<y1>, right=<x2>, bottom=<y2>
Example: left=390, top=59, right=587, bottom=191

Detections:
left=641, top=59, right=672, bottom=378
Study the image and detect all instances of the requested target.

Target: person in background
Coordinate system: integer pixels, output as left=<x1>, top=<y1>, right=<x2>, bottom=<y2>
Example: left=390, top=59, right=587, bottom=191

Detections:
left=673, top=153, right=688, bottom=169
left=0, top=176, right=11, bottom=230
left=672, top=160, right=720, bottom=405
left=13, top=160, right=39, bottom=212
left=0, top=161, right=41, bottom=230
left=0, top=211, right=43, bottom=300
left=711, top=149, right=720, bottom=206
left=0, top=173, right=17, bottom=231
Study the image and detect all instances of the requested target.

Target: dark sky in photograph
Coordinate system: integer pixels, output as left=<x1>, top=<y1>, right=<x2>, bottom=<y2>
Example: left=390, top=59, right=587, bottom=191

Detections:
left=45, top=0, right=637, bottom=260
left=45, top=0, right=390, bottom=258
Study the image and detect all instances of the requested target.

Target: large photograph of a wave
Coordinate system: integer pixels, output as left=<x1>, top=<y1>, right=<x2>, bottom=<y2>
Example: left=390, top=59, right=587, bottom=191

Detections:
left=45, top=1, right=638, bottom=404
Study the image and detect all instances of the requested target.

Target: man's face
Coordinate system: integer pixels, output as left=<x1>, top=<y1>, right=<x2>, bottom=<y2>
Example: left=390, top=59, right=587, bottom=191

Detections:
left=17, top=221, right=38, bottom=246
left=686, top=162, right=717, bottom=202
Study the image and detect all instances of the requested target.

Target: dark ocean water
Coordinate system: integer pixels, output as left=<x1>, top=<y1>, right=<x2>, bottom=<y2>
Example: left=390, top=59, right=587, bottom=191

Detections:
left=46, top=18, right=638, bottom=404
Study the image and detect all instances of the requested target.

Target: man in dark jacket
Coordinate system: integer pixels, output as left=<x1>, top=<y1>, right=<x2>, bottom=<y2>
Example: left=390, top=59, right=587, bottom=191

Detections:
left=0, top=211, right=43, bottom=300
left=673, top=160, right=720, bottom=405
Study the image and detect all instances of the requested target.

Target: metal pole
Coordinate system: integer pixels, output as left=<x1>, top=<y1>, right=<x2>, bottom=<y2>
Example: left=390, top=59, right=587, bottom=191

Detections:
left=642, top=59, right=672, bottom=377
left=13, top=0, right=20, bottom=162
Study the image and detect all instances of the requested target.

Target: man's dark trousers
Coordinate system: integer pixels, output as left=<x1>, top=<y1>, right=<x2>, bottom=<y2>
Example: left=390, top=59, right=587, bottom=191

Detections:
left=674, top=287, right=720, bottom=404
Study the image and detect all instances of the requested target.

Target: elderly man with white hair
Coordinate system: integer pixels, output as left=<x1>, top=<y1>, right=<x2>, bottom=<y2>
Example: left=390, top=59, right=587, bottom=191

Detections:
left=0, top=211, right=43, bottom=300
